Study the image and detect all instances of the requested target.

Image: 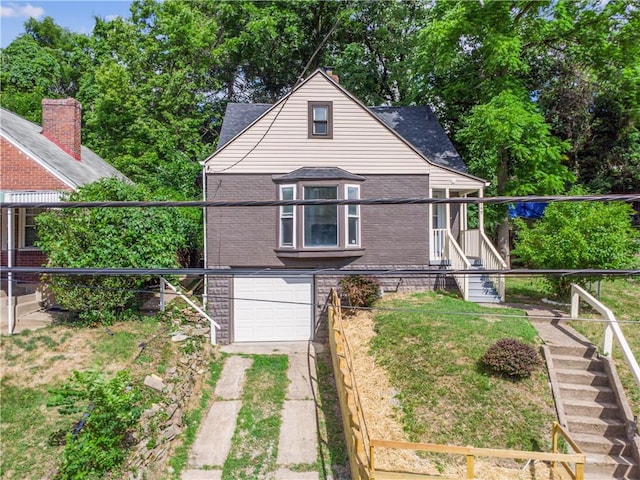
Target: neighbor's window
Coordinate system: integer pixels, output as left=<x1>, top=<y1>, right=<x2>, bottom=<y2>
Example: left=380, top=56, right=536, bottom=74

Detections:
left=21, top=208, right=44, bottom=249
left=304, top=186, right=338, bottom=247
left=308, top=101, right=333, bottom=138
left=345, top=185, right=360, bottom=246
left=279, top=185, right=295, bottom=247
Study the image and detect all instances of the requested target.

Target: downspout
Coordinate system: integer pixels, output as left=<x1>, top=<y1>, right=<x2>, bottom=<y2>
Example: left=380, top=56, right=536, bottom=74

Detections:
left=7, top=207, right=14, bottom=335
left=200, top=162, right=208, bottom=312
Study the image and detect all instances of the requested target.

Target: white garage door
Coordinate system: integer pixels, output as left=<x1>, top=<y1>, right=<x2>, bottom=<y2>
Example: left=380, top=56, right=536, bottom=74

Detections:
left=233, top=276, right=313, bottom=342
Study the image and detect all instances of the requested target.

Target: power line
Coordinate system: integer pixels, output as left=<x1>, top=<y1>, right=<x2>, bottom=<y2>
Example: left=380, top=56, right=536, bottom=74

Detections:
left=2, top=193, right=639, bottom=209
left=4, top=267, right=640, bottom=276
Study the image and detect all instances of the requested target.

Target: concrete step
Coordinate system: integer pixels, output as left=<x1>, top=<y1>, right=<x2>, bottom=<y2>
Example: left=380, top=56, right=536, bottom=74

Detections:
left=552, top=354, right=605, bottom=372
left=548, top=343, right=597, bottom=358
left=560, top=383, right=616, bottom=403
left=467, top=295, right=502, bottom=303
left=573, top=432, right=634, bottom=457
left=555, top=368, right=610, bottom=387
left=567, top=415, right=626, bottom=436
left=585, top=453, right=639, bottom=479
left=563, top=399, right=622, bottom=419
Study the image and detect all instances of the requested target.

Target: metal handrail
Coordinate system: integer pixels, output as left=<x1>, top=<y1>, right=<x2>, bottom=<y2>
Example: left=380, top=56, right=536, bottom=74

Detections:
left=160, top=277, right=221, bottom=345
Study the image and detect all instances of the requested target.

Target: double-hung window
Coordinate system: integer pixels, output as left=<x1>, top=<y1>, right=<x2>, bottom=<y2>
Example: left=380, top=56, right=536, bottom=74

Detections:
left=20, top=208, right=44, bottom=249
left=345, top=185, right=360, bottom=247
left=279, top=185, right=295, bottom=247
left=308, top=101, right=333, bottom=139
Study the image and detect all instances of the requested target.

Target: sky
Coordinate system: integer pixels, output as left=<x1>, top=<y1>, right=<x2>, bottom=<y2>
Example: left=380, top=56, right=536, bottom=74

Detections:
left=1, top=1, right=133, bottom=47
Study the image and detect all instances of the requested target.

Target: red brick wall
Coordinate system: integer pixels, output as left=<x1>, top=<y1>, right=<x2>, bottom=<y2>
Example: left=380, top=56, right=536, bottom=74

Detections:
left=0, top=138, right=71, bottom=190
left=41, top=98, right=82, bottom=161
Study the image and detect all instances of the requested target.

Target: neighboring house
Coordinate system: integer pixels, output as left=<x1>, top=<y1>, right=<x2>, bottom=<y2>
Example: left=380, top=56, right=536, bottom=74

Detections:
left=1, top=98, right=128, bottom=327
left=202, top=69, right=505, bottom=345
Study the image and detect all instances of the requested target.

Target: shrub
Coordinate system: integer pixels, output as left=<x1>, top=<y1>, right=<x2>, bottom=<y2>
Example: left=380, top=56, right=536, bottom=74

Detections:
left=339, top=275, right=380, bottom=309
left=481, top=338, right=541, bottom=379
left=36, top=179, right=191, bottom=325
left=512, top=186, right=640, bottom=297
left=48, top=370, right=141, bottom=479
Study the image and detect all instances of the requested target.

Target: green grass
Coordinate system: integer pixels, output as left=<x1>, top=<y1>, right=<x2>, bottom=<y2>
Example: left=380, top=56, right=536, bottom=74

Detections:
left=222, top=354, right=289, bottom=479
left=370, top=291, right=556, bottom=452
left=0, top=379, right=68, bottom=479
left=315, top=351, right=349, bottom=479
left=168, top=352, right=225, bottom=478
left=93, top=317, right=160, bottom=366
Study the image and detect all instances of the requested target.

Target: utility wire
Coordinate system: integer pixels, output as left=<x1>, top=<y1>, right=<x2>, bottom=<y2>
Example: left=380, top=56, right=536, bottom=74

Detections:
left=2, top=193, right=639, bottom=209
left=4, top=267, right=640, bottom=276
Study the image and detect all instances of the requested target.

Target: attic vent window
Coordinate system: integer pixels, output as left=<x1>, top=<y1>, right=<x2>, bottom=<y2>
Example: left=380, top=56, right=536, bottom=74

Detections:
left=308, top=101, right=333, bottom=139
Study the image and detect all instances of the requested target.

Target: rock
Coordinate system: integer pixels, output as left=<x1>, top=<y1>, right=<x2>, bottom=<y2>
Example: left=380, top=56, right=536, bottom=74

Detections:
left=171, top=333, right=189, bottom=342
left=162, top=424, right=182, bottom=441
left=144, top=374, right=167, bottom=392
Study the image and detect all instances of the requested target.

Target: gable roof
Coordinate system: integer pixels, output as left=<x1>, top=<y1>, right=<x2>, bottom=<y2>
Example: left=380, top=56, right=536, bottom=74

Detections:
left=216, top=83, right=467, bottom=174
left=1, top=107, right=128, bottom=189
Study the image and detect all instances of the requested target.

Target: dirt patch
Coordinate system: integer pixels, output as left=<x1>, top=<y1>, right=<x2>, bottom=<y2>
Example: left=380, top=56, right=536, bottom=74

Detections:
left=341, top=310, right=568, bottom=480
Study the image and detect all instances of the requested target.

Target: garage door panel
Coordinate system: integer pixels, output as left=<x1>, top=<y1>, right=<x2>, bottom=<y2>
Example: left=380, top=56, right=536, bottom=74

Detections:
left=233, top=276, right=313, bottom=342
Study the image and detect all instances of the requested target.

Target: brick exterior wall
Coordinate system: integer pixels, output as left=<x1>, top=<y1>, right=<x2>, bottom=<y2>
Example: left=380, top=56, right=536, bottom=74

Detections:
left=206, top=174, right=431, bottom=268
left=204, top=172, right=455, bottom=344
left=0, top=138, right=70, bottom=190
left=41, top=98, right=82, bottom=161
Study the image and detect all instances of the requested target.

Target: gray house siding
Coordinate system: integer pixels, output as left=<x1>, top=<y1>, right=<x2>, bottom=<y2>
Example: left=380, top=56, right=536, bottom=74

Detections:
left=206, top=173, right=431, bottom=268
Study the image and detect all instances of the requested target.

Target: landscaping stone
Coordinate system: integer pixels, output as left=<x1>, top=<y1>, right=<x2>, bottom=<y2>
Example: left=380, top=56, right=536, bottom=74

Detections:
left=144, top=374, right=167, bottom=392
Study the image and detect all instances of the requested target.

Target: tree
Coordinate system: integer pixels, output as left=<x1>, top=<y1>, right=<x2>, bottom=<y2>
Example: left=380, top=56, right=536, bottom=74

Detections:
left=36, top=179, right=191, bottom=324
left=415, top=0, right=575, bottom=264
left=512, top=189, right=640, bottom=297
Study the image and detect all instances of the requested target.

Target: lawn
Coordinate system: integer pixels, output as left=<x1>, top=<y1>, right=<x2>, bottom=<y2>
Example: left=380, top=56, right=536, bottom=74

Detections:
left=0, top=306, right=216, bottom=479
left=368, top=291, right=556, bottom=453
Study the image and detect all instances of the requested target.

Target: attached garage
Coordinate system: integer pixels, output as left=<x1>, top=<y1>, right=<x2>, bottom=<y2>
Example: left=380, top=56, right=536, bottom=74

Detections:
left=233, top=276, right=313, bottom=342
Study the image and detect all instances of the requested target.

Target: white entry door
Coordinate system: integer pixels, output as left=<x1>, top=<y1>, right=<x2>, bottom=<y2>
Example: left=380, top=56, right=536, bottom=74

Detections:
left=233, top=276, right=313, bottom=342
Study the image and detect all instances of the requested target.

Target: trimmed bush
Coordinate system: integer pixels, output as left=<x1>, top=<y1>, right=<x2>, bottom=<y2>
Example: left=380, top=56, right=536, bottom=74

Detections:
left=481, top=338, right=541, bottom=379
left=339, top=275, right=380, bottom=309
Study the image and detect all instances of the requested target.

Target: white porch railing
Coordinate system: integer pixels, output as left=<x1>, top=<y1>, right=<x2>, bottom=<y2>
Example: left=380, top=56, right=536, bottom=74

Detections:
left=160, top=277, right=221, bottom=345
left=460, top=229, right=506, bottom=301
left=431, top=228, right=447, bottom=262
left=570, top=284, right=640, bottom=387
left=445, top=231, right=471, bottom=301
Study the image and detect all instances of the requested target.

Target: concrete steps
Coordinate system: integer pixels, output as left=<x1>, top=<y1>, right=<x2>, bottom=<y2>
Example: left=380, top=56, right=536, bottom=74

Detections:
left=465, top=261, right=501, bottom=303
left=548, top=343, right=639, bottom=479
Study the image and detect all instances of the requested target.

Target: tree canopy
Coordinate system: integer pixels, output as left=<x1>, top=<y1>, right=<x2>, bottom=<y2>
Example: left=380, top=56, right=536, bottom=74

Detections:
left=2, top=0, right=638, bottom=252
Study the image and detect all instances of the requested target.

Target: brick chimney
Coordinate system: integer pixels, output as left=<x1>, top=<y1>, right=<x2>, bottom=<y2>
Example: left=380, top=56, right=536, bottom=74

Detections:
left=41, top=98, right=82, bottom=161
left=323, top=66, right=339, bottom=83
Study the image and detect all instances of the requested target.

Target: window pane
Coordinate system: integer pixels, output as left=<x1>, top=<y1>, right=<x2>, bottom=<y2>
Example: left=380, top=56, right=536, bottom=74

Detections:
left=304, top=186, right=337, bottom=247
left=348, top=217, right=359, bottom=245
left=348, top=205, right=358, bottom=216
left=313, top=121, right=327, bottom=135
left=313, top=106, right=327, bottom=121
left=281, top=218, right=293, bottom=246
left=281, top=186, right=294, bottom=201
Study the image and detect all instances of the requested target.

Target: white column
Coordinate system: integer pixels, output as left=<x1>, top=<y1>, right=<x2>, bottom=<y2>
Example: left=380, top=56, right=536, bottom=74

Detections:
left=478, top=189, right=485, bottom=233
left=7, top=207, right=14, bottom=335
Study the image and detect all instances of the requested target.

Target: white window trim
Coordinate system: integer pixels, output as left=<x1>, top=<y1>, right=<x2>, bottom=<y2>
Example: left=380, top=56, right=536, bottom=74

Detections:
left=279, top=185, right=296, bottom=248
left=344, top=184, right=361, bottom=247
left=18, top=208, right=41, bottom=250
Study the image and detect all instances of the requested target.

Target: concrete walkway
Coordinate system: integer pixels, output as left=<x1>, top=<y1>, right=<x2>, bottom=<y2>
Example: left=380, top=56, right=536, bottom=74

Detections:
left=182, top=342, right=320, bottom=480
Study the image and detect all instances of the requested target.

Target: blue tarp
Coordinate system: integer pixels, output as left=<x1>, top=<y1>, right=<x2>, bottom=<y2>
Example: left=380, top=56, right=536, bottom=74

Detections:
left=508, top=202, right=548, bottom=219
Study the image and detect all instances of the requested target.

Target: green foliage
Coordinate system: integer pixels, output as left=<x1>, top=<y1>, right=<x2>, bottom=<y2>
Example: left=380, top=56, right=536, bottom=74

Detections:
left=512, top=187, right=640, bottom=296
left=481, top=339, right=541, bottom=379
left=338, top=275, right=380, bottom=309
left=48, top=370, right=141, bottom=479
left=36, top=179, right=190, bottom=324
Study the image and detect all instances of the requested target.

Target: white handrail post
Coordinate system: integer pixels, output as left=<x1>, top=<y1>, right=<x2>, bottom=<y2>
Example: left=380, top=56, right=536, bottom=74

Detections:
left=159, top=277, right=165, bottom=312
left=7, top=207, right=14, bottom=335
left=603, top=322, right=614, bottom=357
left=571, top=286, right=579, bottom=319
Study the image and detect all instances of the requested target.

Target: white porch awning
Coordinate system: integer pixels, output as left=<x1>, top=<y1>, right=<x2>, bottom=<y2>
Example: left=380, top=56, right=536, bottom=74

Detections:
left=0, top=191, right=63, bottom=204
